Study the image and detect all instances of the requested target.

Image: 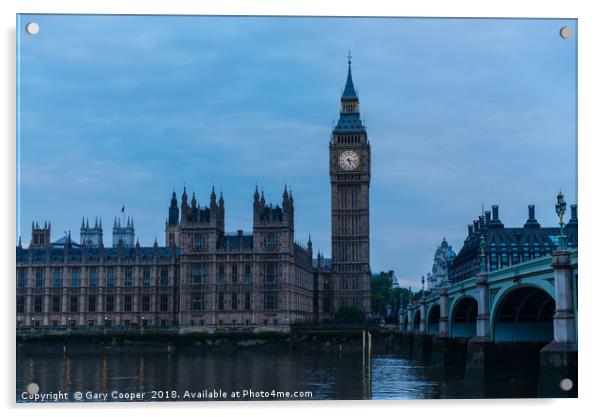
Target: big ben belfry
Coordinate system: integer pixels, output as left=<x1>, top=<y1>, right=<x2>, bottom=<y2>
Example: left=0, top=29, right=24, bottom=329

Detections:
left=329, top=53, right=372, bottom=314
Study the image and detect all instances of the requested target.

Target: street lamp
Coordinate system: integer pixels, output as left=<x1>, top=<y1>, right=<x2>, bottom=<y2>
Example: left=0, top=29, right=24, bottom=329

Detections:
left=479, top=234, right=487, bottom=273
left=555, top=191, right=567, bottom=251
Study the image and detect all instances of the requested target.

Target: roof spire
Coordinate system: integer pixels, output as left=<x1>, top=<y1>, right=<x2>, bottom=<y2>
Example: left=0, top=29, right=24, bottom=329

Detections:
left=342, top=50, right=357, bottom=100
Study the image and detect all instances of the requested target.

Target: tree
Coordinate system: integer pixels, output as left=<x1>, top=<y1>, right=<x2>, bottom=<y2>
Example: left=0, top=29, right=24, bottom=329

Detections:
left=334, top=305, right=366, bottom=323
left=371, top=272, right=393, bottom=317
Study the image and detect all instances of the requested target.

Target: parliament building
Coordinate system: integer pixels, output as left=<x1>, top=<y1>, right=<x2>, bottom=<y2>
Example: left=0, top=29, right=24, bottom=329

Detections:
left=16, top=60, right=372, bottom=330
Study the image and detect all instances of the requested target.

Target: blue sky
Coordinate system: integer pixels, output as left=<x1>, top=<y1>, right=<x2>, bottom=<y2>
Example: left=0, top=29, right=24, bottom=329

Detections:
left=17, top=15, right=577, bottom=287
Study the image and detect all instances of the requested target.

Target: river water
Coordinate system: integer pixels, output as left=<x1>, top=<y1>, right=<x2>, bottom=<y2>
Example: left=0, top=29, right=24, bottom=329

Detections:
left=16, top=344, right=538, bottom=402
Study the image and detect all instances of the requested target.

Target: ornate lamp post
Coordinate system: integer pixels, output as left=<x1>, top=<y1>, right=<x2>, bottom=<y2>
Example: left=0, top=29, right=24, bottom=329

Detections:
left=555, top=191, right=567, bottom=251
left=479, top=234, right=487, bottom=273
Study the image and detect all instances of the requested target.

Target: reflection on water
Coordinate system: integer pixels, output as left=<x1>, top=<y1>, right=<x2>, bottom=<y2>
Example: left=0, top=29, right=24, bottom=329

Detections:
left=16, top=344, right=535, bottom=401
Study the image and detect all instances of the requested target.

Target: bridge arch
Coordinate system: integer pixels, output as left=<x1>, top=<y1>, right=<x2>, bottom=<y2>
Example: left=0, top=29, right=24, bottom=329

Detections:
left=492, top=284, right=555, bottom=342
left=413, top=309, right=421, bottom=333
left=426, top=303, right=440, bottom=335
left=450, top=295, right=477, bottom=337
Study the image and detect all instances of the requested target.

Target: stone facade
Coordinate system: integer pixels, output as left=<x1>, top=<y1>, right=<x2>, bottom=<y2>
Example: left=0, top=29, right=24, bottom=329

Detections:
left=451, top=204, right=578, bottom=284
left=426, top=238, right=456, bottom=290
left=16, top=61, right=372, bottom=329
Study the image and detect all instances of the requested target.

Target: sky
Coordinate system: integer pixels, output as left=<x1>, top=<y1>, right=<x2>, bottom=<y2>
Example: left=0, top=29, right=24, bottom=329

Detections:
left=16, top=15, right=577, bottom=288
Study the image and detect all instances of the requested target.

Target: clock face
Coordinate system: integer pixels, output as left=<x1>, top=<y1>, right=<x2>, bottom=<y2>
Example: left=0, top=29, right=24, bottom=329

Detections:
left=338, top=150, right=360, bottom=171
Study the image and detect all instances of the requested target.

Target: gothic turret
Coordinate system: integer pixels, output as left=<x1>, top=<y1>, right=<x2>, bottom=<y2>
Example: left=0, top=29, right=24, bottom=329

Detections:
left=112, top=212, right=135, bottom=248
left=30, top=221, right=51, bottom=247
left=181, top=187, right=189, bottom=221
left=80, top=216, right=103, bottom=247
left=168, top=191, right=179, bottom=226
left=252, top=187, right=295, bottom=254
left=165, top=190, right=180, bottom=247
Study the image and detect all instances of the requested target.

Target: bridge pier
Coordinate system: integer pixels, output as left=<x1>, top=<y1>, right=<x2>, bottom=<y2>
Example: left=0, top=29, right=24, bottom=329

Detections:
left=411, top=332, right=432, bottom=362
left=466, top=271, right=494, bottom=382
left=400, top=331, right=414, bottom=356
left=539, top=250, right=578, bottom=398
left=431, top=336, right=467, bottom=371
left=406, top=310, right=414, bottom=333
left=438, top=288, right=449, bottom=337
left=419, top=297, right=426, bottom=333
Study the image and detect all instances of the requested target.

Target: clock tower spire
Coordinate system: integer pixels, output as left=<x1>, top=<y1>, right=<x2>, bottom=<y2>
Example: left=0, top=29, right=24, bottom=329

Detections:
left=329, top=54, right=371, bottom=315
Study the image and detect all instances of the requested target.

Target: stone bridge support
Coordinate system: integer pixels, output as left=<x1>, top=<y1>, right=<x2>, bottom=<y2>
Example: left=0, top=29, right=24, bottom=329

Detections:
left=539, top=250, right=578, bottom=397
left=419, top=298, right=426, bottom=334
left=438, top=288, right=449, bottom=337
left=466, top=271, right=494, bottom=381
left=411, top=297, right=431, bottom=362
left=407, top=309, right=414, bottom=332
left=430, top=287, right=466, bottom=371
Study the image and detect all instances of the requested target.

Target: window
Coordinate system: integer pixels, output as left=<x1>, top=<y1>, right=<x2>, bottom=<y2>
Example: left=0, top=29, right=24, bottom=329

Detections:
left=231, top=265, right=238, bottom=284
left=192, top=264, right=204, bottom=284
left=71, top=268, right=79, bottom=288
left=18, top=269, right=26, bottom=288
left=264, top=291, right=277, bottom=310
left=53, top=269, right=62, bottom=288
left=543, top=243, right=551, bottom=256
left=88, top=295, right=96, bottom=312
left=52, top=295, right=60, bottom=313
left=17, top=296, right=25, bottom=313
left=106, top=295, right=114, bottom=312
left=124, top=295, right=132, bottom=312
left=125, top=268, right=133, bottom=286
left=231, top=293, right=238, bottom=310
left=501, top=253, right=509, bottom=267
left=160, top=267, right=169, bottom=286
left=160, top=294, right=169, bottom=312
left=142, top=295, right=150, bottom=312
left=194, top=234, right=204, bottom=249
left=323, top=296, right=331, bottom=313
left=266, top=233, right=277, bottom=250
left=70, top=296, right=78, bottom=313
left=489, top=252, right=498, bottom=269
left=89, top=268, right=97, bottom=287
left=217, top=265, right=225, bottom=284
left=265, top=263, right=277, bottom=283
left=245, top=292, right=251, bottom=310
left=244, top=264, right=252, bottom=284
left=218, top=292, right=224, bottom=310
left=191, top=292, right=203, bottom=311
left=35, top=269, right=44, bottom=288
left=34, top=296, right=43, bottom=313
left=143, top=267, right=151, bottom=286
left=107, top=267, right=115, bottom=287
left=523, top=243, right=530, bottom=261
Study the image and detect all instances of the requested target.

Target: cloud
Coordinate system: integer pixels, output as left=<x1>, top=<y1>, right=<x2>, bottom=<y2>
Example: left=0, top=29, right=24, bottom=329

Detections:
left=17, top=15, right=577, bottom=281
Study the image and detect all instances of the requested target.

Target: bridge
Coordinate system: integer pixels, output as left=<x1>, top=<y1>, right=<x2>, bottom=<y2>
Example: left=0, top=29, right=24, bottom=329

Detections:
left=399, top=242, right=577, bottom=397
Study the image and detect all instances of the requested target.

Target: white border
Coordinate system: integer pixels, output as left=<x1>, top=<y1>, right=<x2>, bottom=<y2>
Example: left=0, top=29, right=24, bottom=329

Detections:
left=2, top=1, right=600, bottom=416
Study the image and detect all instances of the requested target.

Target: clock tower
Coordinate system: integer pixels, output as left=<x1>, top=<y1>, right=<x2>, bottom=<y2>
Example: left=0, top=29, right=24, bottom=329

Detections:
left=330, top=55, right=371, bottom=315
